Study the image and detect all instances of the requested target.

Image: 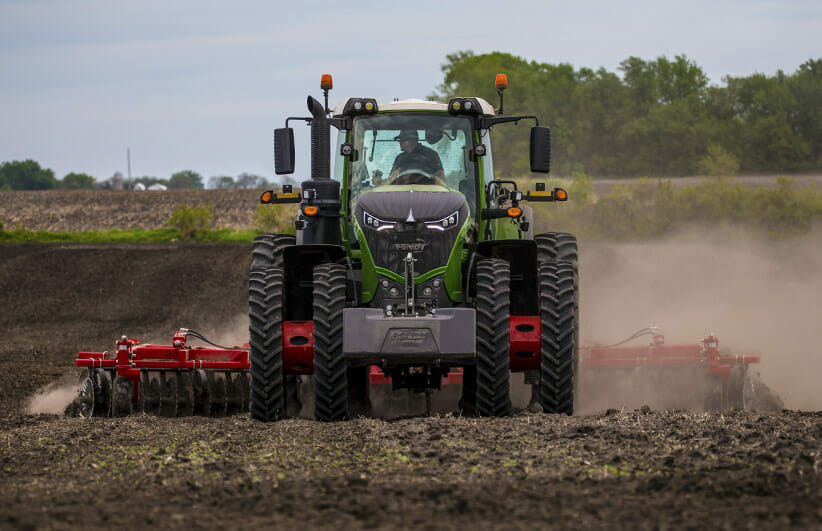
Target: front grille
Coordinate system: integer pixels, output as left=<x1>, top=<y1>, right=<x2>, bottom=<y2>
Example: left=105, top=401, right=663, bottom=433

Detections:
left=364, top=222, right=456, bottom=275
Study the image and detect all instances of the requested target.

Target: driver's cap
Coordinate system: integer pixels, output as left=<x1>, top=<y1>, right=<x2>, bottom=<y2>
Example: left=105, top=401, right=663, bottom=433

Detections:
left=395, top=129, right=418, bottom=141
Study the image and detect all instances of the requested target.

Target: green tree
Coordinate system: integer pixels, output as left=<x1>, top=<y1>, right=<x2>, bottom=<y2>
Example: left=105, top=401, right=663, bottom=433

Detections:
left=0, top=160, right=57, bottom=190
left=436, top=51, right=820, bottom=176
left=235, top=173, right=268, bottom=189
left=61, top=172, right=95, bottom=189
left=788, top=59, right=822, bottom=165
left=168, top=170, right=204, bottom=189
left=208, top=175, right=235, bottom=189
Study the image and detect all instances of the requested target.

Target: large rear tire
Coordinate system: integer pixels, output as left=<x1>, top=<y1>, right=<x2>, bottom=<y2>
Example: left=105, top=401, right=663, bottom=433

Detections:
left=313, top=263, right=349, bottom=422
left=252, top=234, right=295, bottom=269
left=249, top=266, right=288, bottom=421
left=539, top=260, right=578, bottom=415
left=535, top=232, right=578, bottom=265
left=474, top=259, right=512, bottom=417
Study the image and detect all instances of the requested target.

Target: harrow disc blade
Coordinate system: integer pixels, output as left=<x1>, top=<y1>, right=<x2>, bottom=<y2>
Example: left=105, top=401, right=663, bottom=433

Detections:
left=111, top=376, right=134, bottom=417
left=177, top=371, right=195, bottom=416
left=192, top=369, right=211, bottom=416
left=78, top=376, right=95, bottom=418
left=139, top=371, right=160, bottom=415
left=240, top=372, right=251, bottom=411
left=207, top=371, right=227, bottom=417
left=93, top=369, right=112, bottom=417
left=160, top=372, right=179, bottom=417
left=226, top=372, right=244, bottom=415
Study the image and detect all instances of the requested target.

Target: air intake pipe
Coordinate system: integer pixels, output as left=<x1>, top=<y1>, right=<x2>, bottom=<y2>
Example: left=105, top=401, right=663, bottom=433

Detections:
left=296, top=96, right=341, bottom=245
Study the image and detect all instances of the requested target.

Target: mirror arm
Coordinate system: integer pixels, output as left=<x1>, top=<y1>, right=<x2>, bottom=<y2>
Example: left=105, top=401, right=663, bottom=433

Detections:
left=284, top=116, right=350, bottom=130
left=480, top=115, right=539, bottom=129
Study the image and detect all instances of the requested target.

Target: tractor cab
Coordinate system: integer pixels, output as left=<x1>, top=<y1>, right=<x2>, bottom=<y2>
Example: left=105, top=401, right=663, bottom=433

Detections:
left=336, top=99, right=494, bottom=221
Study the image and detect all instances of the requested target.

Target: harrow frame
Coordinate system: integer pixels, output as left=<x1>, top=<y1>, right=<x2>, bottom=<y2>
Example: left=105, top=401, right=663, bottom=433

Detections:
left=582, top=329, right=763, bottom=409
left=75, top=329, right=251, bottom=417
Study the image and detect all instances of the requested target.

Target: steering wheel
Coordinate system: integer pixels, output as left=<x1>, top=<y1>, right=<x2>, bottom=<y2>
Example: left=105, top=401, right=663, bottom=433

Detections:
left=393, top=170, right=436, bottom=185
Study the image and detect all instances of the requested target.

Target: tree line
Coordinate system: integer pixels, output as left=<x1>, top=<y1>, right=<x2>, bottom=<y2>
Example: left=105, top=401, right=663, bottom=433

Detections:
left=5, top=52, right=819, bottom=189
left=0, top=160, right=280, bottom=191
left=437, top=51, right=822, bottom=177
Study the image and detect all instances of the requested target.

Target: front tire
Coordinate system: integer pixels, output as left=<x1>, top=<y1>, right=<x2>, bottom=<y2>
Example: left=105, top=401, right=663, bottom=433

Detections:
left=474, top=259, right=512, bottom=417
left=539, top=260, right=578, bottom=415
left=313, top=263, right=349, bottom=421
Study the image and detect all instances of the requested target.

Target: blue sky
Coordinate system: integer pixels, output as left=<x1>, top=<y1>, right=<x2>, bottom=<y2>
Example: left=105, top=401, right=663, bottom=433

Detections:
left=1, top=0, right=820, bottom=184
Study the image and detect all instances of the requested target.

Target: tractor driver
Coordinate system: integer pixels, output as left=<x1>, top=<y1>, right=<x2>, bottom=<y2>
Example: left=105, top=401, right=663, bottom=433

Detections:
left=388, top=129, right=445, bottom=184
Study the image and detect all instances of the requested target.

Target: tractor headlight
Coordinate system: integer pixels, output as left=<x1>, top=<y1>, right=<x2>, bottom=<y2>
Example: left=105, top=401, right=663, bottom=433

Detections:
left=425, top=211, right=459, bottom=231
left=362, top=211, right=395, bottom=231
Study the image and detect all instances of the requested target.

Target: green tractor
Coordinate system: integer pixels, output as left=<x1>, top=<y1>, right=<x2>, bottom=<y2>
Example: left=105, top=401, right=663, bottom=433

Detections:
left=250, top=74, right=578, bottom=421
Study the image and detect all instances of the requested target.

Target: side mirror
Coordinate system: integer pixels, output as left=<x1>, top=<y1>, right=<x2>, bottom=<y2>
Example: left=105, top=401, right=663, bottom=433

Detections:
left=274, top=128, right=295, bottom=175
left=529, top=126, right=551, bottom=173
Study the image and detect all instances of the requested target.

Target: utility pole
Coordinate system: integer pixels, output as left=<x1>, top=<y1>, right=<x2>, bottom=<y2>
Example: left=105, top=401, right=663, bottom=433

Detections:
left=127, top=148, right=132, bottom=190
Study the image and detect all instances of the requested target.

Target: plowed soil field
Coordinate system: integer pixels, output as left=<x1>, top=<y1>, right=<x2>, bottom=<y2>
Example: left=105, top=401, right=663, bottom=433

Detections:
left=1, top=241, right=820, bottom=529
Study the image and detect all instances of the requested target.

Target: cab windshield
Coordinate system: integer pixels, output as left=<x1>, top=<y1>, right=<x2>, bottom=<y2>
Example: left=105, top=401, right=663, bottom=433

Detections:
left=349, top=113, right=477, bottom=215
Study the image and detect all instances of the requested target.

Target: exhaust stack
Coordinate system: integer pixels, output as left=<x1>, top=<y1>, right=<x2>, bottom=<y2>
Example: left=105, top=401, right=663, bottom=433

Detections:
left=297, top=89, right=340, bottom=245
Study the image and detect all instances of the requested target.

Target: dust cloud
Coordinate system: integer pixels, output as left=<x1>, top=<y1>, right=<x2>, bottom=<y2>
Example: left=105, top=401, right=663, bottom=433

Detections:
left=25, top=380, right=82, bottom=415
left=199, top=313, right=250, bottom=349
left=579, top=231, right=822, bottom=412
left=132, top=235, right=822, bottom=416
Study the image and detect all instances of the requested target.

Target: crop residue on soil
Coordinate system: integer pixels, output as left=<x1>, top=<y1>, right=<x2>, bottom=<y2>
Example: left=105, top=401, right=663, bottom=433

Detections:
left=1, top=238, right=821, bottom=528
left=1, top=410, right=821, bottom=529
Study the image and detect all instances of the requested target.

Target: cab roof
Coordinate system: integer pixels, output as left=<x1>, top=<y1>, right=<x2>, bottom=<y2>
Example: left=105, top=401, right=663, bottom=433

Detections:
left=332, top=97, right=496, bottom=117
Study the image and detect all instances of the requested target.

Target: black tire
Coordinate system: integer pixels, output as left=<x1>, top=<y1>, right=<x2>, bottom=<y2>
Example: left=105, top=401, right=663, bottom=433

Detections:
left=539, top=260, right=578, bottom=415
left=535, top=232, right=578, bottom=265
left=313, top=263, right=349, bottom=422
left=111, top=376, right=134, bottom=417
left=474, top=259, right=512, bottom=417
left=249, top=266, right=287, bottom=421
left=252, top=234, right=295, bottom=269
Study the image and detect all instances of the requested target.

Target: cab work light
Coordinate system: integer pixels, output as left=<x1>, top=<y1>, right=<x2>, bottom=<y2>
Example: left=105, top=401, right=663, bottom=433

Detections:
left=342, top=98, right=378, bottom=116
left=448, top=97, right=484, bottom=116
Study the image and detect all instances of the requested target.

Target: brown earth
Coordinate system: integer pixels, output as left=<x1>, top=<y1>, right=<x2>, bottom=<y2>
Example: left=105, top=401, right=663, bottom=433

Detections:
left=1, top=242, right=820, bottom=529
left=0, top=189, right=261, bottom=231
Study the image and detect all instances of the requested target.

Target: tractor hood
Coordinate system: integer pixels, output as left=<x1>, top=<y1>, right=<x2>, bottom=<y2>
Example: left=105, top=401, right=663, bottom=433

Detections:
left=355, top=186, right=470, bottom=279
left=354, top=185, right=468, bottom=225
